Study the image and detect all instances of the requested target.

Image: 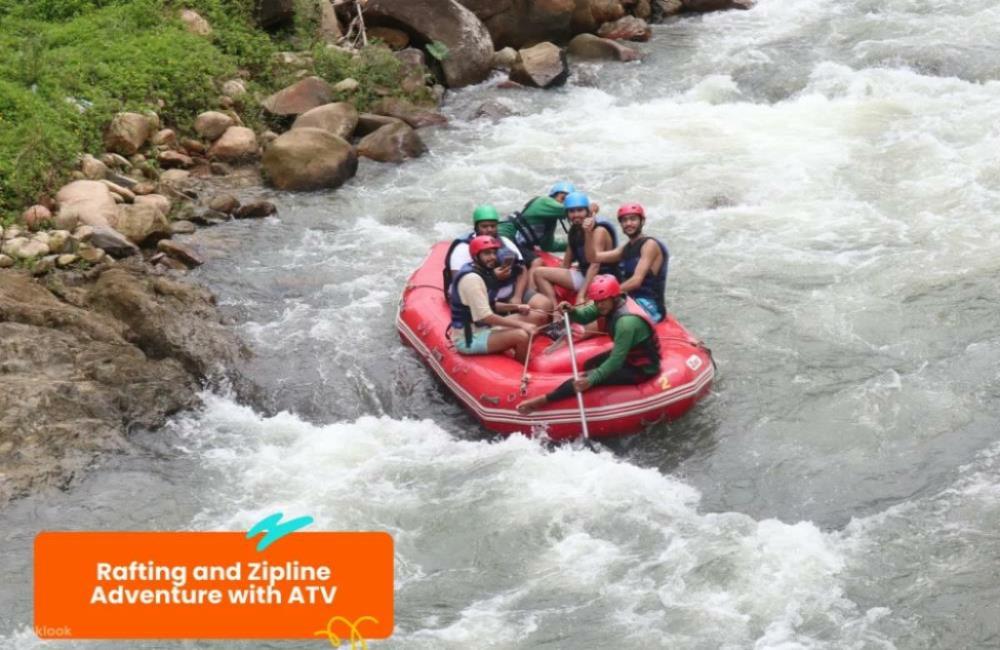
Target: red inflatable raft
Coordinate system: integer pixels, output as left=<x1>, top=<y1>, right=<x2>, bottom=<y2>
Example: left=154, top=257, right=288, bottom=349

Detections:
left=396, top=242, right=715, bottom=440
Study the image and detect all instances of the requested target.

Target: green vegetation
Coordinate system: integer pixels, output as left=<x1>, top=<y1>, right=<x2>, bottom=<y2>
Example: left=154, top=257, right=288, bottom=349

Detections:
left=0, top=0, right=431, bottom=222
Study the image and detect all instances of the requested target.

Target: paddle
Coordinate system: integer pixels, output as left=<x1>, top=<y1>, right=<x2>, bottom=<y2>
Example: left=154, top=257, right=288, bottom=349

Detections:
left=564, top=311, right=591, bottom=442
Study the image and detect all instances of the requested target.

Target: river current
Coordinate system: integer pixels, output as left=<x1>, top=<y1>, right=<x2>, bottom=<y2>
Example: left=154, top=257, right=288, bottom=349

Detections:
left=4, top=0, right=1000, bottom=647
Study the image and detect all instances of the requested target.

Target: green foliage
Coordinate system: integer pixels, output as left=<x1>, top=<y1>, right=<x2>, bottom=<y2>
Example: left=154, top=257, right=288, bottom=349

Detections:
left=425, top=40, right=450, bottom=62
left=312, top=44, right=431, bottom=112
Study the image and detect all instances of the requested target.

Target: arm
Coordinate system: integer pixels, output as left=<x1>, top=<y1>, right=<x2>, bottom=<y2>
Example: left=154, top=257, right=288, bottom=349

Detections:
left=620, top=239, right=658, bottom=293
left=479, top=312, right=533, bottom=330
left=586, top=317, right=643, bottom=386
left=566, top=302, right=600, bottom=325
left=510, top=267, right=528, bottom=304
left=560, top=245, right=573, bottom=269
left=576, top=262, right=600, bottom=304
left=583, top=220, right=624, bottom=265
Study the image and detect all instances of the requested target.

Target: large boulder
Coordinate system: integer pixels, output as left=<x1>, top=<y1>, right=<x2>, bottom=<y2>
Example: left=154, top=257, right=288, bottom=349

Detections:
left=55, top=180, right=118, bottom=229
left=510, top=42, right=569, bottom=88
left=208, top=127, right=259, bottom=163
left=358, top=122, right=428, bottom=163
left=597, top=15, right=651, bottom=41
left=194, top=111, right=235, bottom=141
left=567, top=33, right=641, bottom=61
left=261, top=127, right=358, bottom=192
left=109, top=203, right=171, bottom=245
left=457, top=0, right=573, bottom=49
left=291, top=102, right=359, bottom=140
left=104, top=112, right=155, bottom=156
left=262, top=76, right=334, bottom=117
left=363, top=0, right=494, bottom=88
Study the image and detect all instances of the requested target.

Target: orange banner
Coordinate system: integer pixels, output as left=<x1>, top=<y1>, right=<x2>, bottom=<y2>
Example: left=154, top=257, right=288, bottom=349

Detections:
left=34, top=532, right=393, bottom=640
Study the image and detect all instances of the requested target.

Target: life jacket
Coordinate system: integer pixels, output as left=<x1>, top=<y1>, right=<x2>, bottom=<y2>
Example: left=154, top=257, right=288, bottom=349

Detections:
left=504, top=196, right=563, bottom=250
left=442, top=232, right=523, bottom=297
left=618, top=236, right=668, bottom=321
left=448, top=262, right=516, bottom=346
left=606, top=297, right=661, bottom=373
left=568, top=219, right=620, bottom=278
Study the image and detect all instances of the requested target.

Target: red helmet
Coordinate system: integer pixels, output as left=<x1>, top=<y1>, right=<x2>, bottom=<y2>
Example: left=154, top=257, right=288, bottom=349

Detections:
left=469, top=235, right=502, bottom=258
left=617, top=203, right=646, bottom=220
left=586, top=274, right=621, bottom=301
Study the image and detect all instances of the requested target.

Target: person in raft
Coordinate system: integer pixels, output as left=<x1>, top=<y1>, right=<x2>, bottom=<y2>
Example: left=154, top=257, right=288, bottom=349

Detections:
left=449, top=235, right=542, bottom=363
left=532, top=191, right=619, bottom=316
left=497, top=181, right=578, bottom=269
left=583, top=202, right=669, bottom=322
left=517, top=274, right=661, bottom=414
left=444, top=204, right=524, bottom=298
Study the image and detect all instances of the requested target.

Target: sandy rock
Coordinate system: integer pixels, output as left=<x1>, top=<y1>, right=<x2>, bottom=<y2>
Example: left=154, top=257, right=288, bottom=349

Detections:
left=597, top=15, right=651, bottom=41
left=262, top=76, right=334, bottom=117
left=208, top=194, right=240, bottom=214
left=158, top=150, right=194, bottom=169
left=208, top=127, right=259, bottom=163
left=134, top=194, right=172, bottom=217
left=87, top=227, right=138, bottom=258
left=568, top=33, right=642, bottom=61
left=100, top=180, right=136, bottom=203
left=221, top=79, right=247, bottom=99
left=56, top=180, right=118, bottom=228
left=46, top=230, right=72, bottom=255
left=131, top=182, right=158, bottom=196
left=109, top=203, right=171, bottom=245
left=104, top=112, right=154, bottom=156
left=291, top=102, right=359, bottom=140
left=170, top=220, right=197, bottom=235
left=493, top=47, right=518, bottom=70
left=194, top=111, right=235, bottom=141
left=72, top=225, right=95, bottom=243
left=318, top=0, right=342, bottom=42
left=160, top=169, right=192, bottom=189
left=655, top=0, right=684, bottom=14
left=157, top=240, right=204, bottom=268
left=33, top=255, right=58, bottom=275
left=151, top=129, right=177, bottom=147
left=56, top=254, right=79, bottom=268
left=182, top=138, right=208, bottom=155
left=3, top=225, right=22, bottom=240
left=210, top=162, right=234, bottom=176
left=356, top=113, right=406, bottom=136
left=372, top=97, right=448, bottom=128
left=22, top=205, right=52, bottom=230
left=180, top=9, right=212, bottom=36
left=0, top=254, right=13, bottom=268
left=6, top=238, right=50, bottom=260
left=77, top=243, right=107, bottom=264
left=262, top=127, right=358, bottom=192
left=364, top=0, right=494, bottom=88
left=80, top=154, right=109, bottom=180
left=333, top=78, right=360, bottom=93
left=233, top=201, right=278, bottom=219
left=358, top=122, right=427, bottom=163
left=510, top=42, right=569, bottom=88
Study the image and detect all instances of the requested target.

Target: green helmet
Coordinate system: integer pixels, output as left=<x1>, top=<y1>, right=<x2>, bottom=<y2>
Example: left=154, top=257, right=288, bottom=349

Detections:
left=472, top=204, right=500, bottom=224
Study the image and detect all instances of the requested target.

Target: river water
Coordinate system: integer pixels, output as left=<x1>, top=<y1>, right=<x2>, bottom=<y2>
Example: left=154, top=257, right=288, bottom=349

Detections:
left=4, top=0, right=1000, bottom=647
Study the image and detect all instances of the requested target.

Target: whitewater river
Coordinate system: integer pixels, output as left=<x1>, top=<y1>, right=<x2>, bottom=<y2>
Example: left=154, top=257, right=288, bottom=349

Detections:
left=4, top=0, right=1000, bottom=647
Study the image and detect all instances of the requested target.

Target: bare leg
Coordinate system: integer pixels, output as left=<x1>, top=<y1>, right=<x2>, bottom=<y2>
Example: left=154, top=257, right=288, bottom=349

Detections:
left=526, top=293, right=552, bottom=326
left=486, top=328, right=530, bottom=362
left=533, top=267, right=577, bottom=315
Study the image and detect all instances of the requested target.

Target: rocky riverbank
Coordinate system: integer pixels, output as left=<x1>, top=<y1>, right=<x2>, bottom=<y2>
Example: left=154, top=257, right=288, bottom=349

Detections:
left=0, top=0, right=752, bottom=506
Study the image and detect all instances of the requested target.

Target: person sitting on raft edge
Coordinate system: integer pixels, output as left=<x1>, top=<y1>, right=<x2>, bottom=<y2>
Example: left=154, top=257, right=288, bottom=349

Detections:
left=498, top=181, right=599, bottom=271
left=584, top=202, right=668, bottom=322
left=448, top=235, right=541, bottom=363
left=444, top=204, right=525, bottom=295
left=517, top=274, right=661, bottom=414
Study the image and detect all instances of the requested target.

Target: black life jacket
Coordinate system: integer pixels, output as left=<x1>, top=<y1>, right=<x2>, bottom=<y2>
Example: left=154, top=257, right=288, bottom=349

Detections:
left=448, top=263, right=512, bottom=347
left=606, top=298, right=661, bottom=373
left=619, top=236, right=668, bottom=321
left=443, top=233, right=524, bottom=298
left=504, top=196, right=564, bottom=250
left=442, top=233, right=474, bottom=292
left=568, top=218, right=620, bottom=278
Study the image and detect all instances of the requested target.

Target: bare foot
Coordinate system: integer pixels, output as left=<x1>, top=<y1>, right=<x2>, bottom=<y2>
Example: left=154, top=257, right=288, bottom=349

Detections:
left=517, top=395, right=547, bottom=414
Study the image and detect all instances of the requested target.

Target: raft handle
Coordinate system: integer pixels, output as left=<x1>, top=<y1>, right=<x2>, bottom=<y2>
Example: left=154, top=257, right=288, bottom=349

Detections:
left=479, top=394, right=500, bottom=406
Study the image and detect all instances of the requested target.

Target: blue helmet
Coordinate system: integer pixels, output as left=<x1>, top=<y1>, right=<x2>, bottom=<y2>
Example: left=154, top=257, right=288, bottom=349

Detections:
left=548, top=181, right=576, bottom=197
left=563, top=191, right=590, bottom=210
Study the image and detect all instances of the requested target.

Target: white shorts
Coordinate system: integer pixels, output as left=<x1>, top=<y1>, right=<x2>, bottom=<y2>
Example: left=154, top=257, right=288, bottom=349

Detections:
left=570, top=268, right=585, bottom=291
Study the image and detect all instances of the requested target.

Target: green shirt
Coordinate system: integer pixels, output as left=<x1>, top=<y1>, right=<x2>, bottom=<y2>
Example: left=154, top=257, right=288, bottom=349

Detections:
left=568, top=303, right=657, bottom=386
left=497, top=196, right=567, bottom=252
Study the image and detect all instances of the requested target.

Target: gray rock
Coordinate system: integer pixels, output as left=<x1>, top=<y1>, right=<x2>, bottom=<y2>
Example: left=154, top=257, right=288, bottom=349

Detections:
left=88, top=227, right=139, bottom=258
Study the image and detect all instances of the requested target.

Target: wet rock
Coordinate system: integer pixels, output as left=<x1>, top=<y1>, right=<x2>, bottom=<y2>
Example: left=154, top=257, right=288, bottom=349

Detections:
left=262, top=127, right=358, bottom=191
left=568, top=33, right=642, bottom=61
left=364, top=0, right=494, bottom=88
left=194, top=111, right=235, bottom=141
left=233, top=200, right=278, bottom=219
left=597, top=15, right=651, bottom=41
left=493, top=47, right=518, bottom=70
left=473, top=99, right=517, bottom=122
left=510, top=42, right=569, bottom=88
left=210, top=162, right=234, bottom=176
left=356, top=113, right=406, bottom=137
left=291, top=102, right=359, bottom=140
left=22, top=205, right=52, bottom=230
left=208, top=194, right=240, bottom=214
left=157, top=239, right=204, bottom=268
left=262, top=76, right=334, bottom=117
left=160, top=169, right=192, bottom=189
left=358, top=122, right=427, bottom=163
left=0, top=265, right=250, bottom=506
left=372, top=97, right=448, bottom=128
left=683, top=0, right=753, bottom=10
left=104, top=112, right=155, bottom=156
left=170, top=220, right=197, bottom=235
left=209, top=127, right=259, bottom=163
